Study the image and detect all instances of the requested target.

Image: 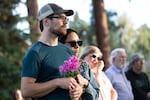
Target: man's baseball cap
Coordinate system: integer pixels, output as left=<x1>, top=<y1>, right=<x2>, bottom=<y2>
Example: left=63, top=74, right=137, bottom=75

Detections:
left=37, top=3, right=74, bottom=21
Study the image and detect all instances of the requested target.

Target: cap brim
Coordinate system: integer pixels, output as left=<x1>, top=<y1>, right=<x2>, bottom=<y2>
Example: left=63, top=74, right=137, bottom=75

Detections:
left=54, top=9, right=74, bottom=16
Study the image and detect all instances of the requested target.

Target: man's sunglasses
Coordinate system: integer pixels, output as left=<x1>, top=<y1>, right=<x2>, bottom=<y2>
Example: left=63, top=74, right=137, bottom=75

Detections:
left=91, top=54, right=102, bottom=61
left=66, top=41, right=83, bottom=47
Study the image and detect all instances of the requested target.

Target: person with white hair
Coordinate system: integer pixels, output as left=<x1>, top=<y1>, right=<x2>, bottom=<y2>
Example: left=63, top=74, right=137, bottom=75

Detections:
left=125, top=53, right=150, bottom=100
left=105, top=48, right=134, bottom=100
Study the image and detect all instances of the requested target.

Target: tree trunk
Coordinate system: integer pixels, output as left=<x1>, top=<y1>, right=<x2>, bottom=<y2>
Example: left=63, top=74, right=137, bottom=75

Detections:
left=26, top=0, right=40, bottom=43
left=92, top=0, right=110, bottom=69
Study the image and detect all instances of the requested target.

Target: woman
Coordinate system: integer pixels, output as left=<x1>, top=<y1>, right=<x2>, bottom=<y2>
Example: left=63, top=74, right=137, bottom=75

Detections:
left=59, top=29, right=99, bottom=100
left=59, top=28, right=82, bottom=56
left=125, top=53, right=150, bottom=100
left=80, top=45, right=118, bottom=100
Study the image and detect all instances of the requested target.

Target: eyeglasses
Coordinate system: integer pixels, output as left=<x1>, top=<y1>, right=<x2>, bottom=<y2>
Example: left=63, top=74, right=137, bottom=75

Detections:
left=91, top=54, right=102, bottom=61
left=65, top=41, right=83, bottom=47
left=49, top=15, right=69, bottom=22
left=118, top=56, right=127, bottom=59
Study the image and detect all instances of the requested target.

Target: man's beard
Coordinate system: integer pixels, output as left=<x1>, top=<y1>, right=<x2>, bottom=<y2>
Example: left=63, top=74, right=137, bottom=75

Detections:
left=55, top=32, right=64, bottom=37
left=118, top=63, right=126, bottom=70
left=50, top=29, right=66, bottom=37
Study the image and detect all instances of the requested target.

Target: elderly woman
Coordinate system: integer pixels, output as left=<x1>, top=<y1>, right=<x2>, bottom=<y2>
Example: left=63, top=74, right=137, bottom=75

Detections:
left=125, top=53, right=150, bottom=100
left=80, top=45, right=118, bottom=100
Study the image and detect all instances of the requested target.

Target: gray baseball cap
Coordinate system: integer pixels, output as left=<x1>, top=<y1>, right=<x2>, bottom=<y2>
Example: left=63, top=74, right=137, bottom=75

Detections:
left=37, top=3, right=74, bottom=21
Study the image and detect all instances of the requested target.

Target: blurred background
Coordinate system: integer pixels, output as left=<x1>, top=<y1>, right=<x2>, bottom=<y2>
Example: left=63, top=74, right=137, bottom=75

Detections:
left=0, top=0, right=150, bottom=99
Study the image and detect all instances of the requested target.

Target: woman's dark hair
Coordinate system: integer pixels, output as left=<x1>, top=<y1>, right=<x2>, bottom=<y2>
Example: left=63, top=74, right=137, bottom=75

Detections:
left=59, top=28, right=78, bottom=43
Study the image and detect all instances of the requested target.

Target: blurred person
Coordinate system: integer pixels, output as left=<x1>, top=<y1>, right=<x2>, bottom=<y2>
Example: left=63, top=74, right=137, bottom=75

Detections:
left=21, top=3, right=83, bottom=100
left=105, top=48, right=134, bottom=100
left=125, top=53, right=150, bottom=100
left=79, top=45, right=118, bottom=100
left=59, top=28, right=99, bottom=100
left=12, top=89, right=24, bottom=100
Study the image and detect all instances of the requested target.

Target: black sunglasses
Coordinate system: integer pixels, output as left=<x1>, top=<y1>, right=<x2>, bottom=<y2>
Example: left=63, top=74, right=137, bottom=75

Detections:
left=66, top=41, right=83, bottom=47
left=91, top=54, right=102, bottom=61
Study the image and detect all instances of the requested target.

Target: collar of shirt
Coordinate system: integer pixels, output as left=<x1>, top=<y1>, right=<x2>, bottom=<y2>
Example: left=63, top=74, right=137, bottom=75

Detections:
left=112, top=64, right=122, bottom=73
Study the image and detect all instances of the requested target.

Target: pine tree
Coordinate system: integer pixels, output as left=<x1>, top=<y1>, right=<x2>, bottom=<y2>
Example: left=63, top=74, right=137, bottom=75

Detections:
left=0, top=0, right=28, bottom=99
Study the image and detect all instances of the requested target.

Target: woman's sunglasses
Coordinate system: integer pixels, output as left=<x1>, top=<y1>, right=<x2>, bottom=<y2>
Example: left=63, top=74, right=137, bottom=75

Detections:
left=91, top=54, right=102, bottom=61
left=66, top=41, right=83, bottom=47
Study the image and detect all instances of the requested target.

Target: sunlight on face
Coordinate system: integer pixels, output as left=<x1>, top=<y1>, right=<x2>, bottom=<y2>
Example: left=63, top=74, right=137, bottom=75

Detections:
left=84, top=53, right=102, bottom=69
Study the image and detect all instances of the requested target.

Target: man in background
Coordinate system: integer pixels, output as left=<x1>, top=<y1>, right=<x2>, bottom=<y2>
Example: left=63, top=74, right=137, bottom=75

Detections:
left=105, top=48, right=134, bottom=100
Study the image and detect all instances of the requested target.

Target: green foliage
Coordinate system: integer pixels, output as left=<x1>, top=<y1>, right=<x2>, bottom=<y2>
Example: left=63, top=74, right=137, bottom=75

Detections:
left=107, top=11, right=118, bottom=31
left=0, top=0, right=28, bottom=99
left=69, top=3, right=150, bottom=70
left=105, top=10, right=150, bottom=79
left=69, top=13, right=95, bottom=45
left=105, top=10, right=121, bottom=50
left=134, top=25, right=150, bottom=58
left=0, top=57, right=21, bottom=99
left=108, top=14, right=150, bottom=60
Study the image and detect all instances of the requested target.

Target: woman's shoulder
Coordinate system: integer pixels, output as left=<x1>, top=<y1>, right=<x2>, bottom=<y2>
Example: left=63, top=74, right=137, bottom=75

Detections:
left=80, top=60, right=90, bottom=67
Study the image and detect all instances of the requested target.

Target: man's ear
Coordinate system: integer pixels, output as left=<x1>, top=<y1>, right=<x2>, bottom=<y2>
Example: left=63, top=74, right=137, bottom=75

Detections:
left=43, top=18, right=50, bottom=27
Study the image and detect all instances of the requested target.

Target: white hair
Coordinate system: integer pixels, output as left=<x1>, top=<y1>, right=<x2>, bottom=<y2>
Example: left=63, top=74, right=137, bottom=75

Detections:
left=110, top=48, right=126, bottom=64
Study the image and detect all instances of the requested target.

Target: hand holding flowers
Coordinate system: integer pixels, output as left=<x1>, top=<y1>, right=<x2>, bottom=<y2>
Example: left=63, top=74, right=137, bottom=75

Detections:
left=59, top=55, right=82, bottom=100
left=59, top=55, right=80, bottom=78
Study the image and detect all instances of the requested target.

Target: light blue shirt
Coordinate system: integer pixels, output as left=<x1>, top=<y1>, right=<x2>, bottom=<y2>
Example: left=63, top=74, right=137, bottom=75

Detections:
left=105, top=65, right=134, bottom=100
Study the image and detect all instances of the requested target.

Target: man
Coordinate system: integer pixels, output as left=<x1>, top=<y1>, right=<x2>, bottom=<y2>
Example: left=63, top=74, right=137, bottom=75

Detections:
left=105, top=48, right=134, bottom=100
left=126, top=53, right=150, bottom=100
left=21, top=3, right=83, bottom=100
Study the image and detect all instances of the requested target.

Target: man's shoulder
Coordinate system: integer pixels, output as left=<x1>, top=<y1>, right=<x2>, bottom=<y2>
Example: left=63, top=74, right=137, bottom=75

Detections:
left=58, top=42, right=73, bottom=54
left=105, top=66, right=117, bottom=78
left=30, top=41, right=44, bottom=50
left=58, top=42, right=71, bottom=50
left=105, top=66, right=114, bottom=73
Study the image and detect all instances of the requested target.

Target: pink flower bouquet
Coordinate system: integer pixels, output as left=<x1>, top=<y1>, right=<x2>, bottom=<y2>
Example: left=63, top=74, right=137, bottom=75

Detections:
left=59, top=55, right=80, bottom=78
left=59, top=55, right=81, bottom=100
